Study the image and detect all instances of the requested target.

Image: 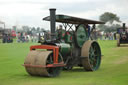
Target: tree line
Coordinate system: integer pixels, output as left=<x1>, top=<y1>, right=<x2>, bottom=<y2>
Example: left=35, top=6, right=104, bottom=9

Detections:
left=98, top=12, right=122, bottom=32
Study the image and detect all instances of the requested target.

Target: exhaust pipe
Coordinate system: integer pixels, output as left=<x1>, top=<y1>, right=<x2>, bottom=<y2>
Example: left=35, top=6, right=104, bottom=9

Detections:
left=49, top=8, right=56, bottom=41
left=123, top=23, right=126, bottom=31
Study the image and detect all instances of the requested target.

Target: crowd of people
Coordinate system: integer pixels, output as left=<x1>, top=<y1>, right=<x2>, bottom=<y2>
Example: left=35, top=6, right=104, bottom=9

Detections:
left=1, top=31, right=119, bottom=44
left=90, top=30, right=116, bottom=40
left=97, top=32, right=116, bottom=40
left=17, top=32, right=38, bottom=43
left=1, top=32, right=40, bottom=43
left=2, top=34, right=13, bottom=43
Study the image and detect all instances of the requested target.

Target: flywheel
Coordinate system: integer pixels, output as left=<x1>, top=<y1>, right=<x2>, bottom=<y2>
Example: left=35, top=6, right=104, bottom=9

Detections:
left=24, top=50, right=63, bottom=77
left=75, top=24, right=89, bottom=48
left=81, top=40, right=101, bottom=71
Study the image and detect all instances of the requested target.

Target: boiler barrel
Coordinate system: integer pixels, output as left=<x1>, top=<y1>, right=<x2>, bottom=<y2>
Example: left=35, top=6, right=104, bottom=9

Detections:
left=56, top=43, right=71, bottom=55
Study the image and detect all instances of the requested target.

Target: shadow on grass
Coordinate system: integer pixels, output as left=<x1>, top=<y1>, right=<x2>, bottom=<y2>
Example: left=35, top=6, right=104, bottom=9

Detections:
left=13, top=67, right=88, bottom=79
left=10, top=72, right=48, bottom=79
left=118, top=44, right=128, bottom=47
left=22, top=74, right=54, bottom=78
left=63, top=67, right=86, bottom=72
left=19, top=68, right=85, bottom=78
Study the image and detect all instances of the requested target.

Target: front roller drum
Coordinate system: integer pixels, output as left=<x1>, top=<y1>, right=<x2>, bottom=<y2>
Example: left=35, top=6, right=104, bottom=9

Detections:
left=24, top=51, right=63, bottom=77
left=81, top=40, right=101, bottom=71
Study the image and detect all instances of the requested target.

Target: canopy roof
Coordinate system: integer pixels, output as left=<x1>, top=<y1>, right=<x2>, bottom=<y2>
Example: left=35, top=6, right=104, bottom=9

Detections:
left=43, top=14, right=105, bottom=24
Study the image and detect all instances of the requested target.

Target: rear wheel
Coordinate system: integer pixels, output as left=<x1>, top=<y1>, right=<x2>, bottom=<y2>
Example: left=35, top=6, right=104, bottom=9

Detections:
left=81, top=41, right=101, bottom=71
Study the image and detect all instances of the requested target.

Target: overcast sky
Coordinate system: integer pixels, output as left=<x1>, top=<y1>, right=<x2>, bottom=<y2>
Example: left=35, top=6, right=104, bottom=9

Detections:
left=0, top=0, right=128, bottom=30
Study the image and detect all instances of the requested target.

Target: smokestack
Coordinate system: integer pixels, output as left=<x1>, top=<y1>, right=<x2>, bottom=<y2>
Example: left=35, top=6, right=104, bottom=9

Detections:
left=49, top=8, right=56, bottom=41
left=123, top=23, right=125, bottom=29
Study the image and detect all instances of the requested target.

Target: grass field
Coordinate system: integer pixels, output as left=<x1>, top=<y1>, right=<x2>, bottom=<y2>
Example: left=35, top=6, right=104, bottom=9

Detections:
left=0, top=40, right=128, bottom=85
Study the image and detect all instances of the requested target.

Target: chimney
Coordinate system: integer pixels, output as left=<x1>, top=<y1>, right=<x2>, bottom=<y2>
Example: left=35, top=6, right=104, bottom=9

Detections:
left=49, top=8, right=56, bottom=41
left=123, top=23, right=126, bottom=31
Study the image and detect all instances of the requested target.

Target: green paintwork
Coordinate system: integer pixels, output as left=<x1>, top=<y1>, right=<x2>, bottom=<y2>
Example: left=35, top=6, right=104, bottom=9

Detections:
left=76, top=24, right=89, bottom=48
left=43, top=14, right=105, bottom=24
left=56, top=15, right=70, bottom=20
left=56, top=43, right=71, bottom=56
left=64, top=32, right=72, bottom=43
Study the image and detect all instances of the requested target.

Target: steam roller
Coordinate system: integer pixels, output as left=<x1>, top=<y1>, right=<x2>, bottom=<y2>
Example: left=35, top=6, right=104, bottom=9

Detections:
left=23, top=8, right=105, bottom=77
left=116, top=23, right=128, bottom=47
